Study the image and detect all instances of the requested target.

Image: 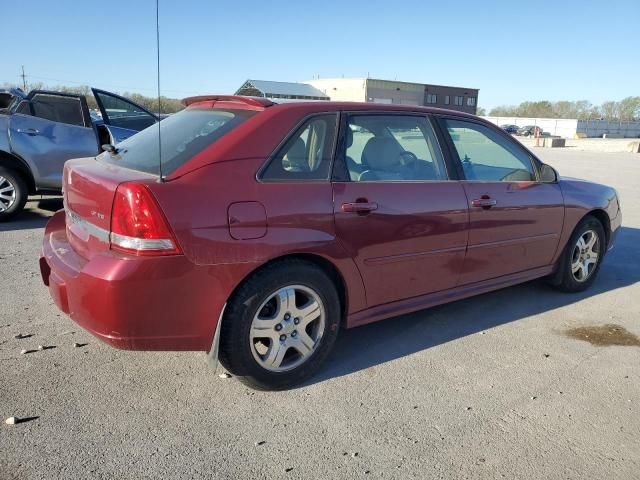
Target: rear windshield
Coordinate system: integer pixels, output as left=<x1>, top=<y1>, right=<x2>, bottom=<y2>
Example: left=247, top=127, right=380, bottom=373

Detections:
left=98, top=108, right=255, bottom=175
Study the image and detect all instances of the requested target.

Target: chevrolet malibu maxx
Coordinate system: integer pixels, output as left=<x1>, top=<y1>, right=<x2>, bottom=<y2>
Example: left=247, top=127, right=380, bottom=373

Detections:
left=40, top=96, right=621, bottom=390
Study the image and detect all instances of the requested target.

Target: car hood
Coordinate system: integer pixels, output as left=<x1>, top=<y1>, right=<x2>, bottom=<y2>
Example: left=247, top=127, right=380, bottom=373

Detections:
left=560, top=175, right=612, bottom=187
left=559, top=176, right=618, bottom=205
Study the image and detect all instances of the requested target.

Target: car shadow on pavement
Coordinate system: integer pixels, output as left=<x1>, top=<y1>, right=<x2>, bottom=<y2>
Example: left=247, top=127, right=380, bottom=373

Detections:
left=0, top=198, right=61, bottom=232
left=309, top=226, right=640, bottom=386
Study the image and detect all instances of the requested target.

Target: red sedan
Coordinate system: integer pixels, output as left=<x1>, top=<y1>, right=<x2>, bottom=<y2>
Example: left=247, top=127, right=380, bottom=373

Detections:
left=40, top=96, right=621, bottom=389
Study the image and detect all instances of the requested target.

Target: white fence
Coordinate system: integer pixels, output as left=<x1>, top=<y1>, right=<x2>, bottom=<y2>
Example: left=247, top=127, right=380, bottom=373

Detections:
left=577, top=120, right=640, bottom=138
left=482, top=116, right=640, bottom=139
left=482, top=116, right=578, bottom=138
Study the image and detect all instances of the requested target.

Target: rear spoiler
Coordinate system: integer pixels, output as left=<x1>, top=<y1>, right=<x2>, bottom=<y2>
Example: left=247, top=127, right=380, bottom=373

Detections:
left=181, top=95, right=274, bottom=108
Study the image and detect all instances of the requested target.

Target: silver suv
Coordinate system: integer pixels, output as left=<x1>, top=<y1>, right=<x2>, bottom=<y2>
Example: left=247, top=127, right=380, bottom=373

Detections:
left=0, top=88, right=158, bottom=221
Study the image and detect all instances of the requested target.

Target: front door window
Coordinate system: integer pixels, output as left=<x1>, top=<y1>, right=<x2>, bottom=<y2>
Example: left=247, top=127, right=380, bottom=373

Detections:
left=444, top=119, right=536, bottom=182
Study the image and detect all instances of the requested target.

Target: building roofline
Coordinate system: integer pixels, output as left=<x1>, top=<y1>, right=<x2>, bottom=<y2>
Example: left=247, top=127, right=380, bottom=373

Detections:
left=237, top=79, right=329, bottom=99
left=304, top=77, right=479, bottom=92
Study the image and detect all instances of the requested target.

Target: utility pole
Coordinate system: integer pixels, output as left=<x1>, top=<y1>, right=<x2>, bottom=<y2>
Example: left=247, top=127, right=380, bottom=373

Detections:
left=20, top=66, right=27, bottom=91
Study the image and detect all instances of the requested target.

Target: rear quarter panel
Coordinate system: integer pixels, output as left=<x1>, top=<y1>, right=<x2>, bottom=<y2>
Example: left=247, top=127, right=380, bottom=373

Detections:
left=149, top=159, right=367, bottom=321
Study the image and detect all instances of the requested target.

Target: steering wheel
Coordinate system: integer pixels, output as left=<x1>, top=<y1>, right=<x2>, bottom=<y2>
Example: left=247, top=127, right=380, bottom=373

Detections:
left=398, top=151, right=418, bottom=166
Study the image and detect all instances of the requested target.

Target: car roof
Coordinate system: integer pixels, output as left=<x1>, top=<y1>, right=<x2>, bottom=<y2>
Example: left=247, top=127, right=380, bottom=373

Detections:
left=170, top=96, right=491, bottom=180
left=183, top=95, right=479, bottom=120
left=271, top=100, right=478, bottom=118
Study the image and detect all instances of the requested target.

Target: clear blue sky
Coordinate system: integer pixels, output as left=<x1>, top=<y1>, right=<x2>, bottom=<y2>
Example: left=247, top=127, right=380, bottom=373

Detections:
left=2, top=0, right=638, bottom=109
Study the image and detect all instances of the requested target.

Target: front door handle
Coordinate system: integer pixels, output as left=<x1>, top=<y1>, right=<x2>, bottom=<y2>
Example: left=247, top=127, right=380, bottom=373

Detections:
left=16, top=128, right=40, bottom=136
left=471, top=197, right=497, bottom=209
left=341, top=201, right=378, bottom=214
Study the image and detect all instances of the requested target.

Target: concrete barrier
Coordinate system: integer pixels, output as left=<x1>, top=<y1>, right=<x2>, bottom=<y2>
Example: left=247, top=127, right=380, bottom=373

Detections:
left=628, top=141, right=640, bottom=153
left=543, top=137, right=566, bottom=148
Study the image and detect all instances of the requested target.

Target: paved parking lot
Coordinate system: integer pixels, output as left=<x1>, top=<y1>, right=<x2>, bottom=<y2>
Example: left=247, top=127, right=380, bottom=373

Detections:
left=1, top=148, right=639, bottom=479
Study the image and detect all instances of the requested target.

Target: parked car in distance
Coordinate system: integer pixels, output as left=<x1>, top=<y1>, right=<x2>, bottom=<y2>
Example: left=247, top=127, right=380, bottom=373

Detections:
left=500, top=124, right=519, bottom=134
left=0, top=88, right=159, bottom=220
left=517, top=125, right=543, bottom=137
left=40, top=96, right=621, bottom=390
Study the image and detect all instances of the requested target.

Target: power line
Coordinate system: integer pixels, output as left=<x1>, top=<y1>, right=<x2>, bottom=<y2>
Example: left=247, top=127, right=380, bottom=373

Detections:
left=20, top=66, right=27, bottom=90
left=24, top=73, right=200, bottom=96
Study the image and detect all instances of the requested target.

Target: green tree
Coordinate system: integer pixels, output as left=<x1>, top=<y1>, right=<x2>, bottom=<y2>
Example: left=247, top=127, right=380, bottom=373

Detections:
left=617, top=96, right=640, bottom=121
left=489, top=105, right=518, bottom=116
left=600, top=101, right=619, bottom=120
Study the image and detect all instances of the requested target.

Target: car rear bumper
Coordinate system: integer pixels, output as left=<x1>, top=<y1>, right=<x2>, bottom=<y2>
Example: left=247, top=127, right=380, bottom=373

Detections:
left=40, top=210, right=226, bottom=351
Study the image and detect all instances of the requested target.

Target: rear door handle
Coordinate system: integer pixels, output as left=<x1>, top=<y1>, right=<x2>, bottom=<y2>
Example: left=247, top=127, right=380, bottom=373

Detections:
left=341, top=201, right=378, bottom=214
left=16, top=128, right=40, bottom=136
left=471, top=197, right=497, bottom=209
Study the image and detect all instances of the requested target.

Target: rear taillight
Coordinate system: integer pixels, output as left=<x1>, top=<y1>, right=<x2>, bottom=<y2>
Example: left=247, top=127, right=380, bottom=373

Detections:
left=110, top=182, right=181, bottom=256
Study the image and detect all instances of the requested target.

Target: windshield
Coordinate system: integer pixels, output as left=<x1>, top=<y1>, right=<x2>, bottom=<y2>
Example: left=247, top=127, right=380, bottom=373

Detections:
left=98, top=107, right=255, bottom=175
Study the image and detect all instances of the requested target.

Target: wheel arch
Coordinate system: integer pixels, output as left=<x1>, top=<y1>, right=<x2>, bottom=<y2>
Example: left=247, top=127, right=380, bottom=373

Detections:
left=549, top=207, right=611, bottom=286
left=226, top=252, right=349, bottom=327
left=0, top=150, right=36, bottom=194
left=586, top=208, right=611, bottom=248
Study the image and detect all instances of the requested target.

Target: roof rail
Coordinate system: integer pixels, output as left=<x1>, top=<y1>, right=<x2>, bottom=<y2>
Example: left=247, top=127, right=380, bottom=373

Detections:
left=181, top=95, right=274, bottom=108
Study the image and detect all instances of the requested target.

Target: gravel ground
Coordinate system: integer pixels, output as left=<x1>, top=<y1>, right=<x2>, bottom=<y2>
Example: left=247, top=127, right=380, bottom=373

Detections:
left=1, top=150, right=638, bottom=479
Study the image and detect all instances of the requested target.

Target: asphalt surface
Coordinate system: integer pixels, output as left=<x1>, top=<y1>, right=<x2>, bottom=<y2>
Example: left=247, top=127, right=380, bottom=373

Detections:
left=1, top=149, right=639, bottom=479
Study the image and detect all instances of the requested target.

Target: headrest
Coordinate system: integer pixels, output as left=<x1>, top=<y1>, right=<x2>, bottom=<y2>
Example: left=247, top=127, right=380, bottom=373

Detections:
left=362, top=137, right=401, bottom=170
left=285, top=138, right=309, bottom=172
left=345, top=127, right=353, bottom=148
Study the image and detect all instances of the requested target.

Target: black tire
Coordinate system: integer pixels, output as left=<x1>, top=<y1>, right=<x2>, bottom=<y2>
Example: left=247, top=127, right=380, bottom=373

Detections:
left=0, top=167, right=28, bottom=222
left=550, top=215, right=606, bottom=293
left=219, top=259, right=341, bottom=390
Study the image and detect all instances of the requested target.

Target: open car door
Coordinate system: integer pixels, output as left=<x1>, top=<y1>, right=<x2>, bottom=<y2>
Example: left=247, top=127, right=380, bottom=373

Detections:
left=92, top=88, right=158, bottom=143
left=8, top=91, right=97, bottom=189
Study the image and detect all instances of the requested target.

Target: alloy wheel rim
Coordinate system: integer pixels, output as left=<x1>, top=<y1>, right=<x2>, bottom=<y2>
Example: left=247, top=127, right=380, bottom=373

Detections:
left=0, top=176, right=16, bottom=212
left=571, top=229, right=600, bottom=282
left=250, top=285, right=325, bottom=372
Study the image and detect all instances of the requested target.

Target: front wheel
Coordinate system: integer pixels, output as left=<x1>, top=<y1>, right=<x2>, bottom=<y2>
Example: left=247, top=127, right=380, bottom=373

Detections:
left=551, top=215, right=606, bottom=292
left=219, top=260, right=341, bottom=390
left=0, top=168, right=28, bottom=222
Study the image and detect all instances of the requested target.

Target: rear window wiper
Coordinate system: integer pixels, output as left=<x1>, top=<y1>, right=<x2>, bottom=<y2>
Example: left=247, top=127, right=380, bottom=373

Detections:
left=101, top=144, right=119, bottom=154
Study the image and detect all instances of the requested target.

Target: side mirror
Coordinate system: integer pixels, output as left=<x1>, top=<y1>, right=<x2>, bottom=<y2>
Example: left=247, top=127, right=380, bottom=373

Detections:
left=540, top=163, right=558, bottom=183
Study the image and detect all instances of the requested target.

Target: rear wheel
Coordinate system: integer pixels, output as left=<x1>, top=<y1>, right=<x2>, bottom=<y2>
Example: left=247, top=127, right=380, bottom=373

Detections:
left=551, top=215, right=605, bottom=292
left=219, top=260, right=341, bottom=390
left=0, top=168, right=27, bottom=222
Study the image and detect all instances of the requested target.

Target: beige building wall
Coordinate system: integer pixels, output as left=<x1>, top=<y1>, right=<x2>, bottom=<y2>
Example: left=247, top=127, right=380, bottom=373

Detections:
left=304, top=77, right=478, bottom=113
left=366, top=79, right=424, bottom=105
left=303, top=78, right=367, bottom=102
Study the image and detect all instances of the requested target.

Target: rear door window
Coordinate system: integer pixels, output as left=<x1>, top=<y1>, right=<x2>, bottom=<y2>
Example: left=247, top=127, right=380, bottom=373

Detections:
left=30, top=94, right=87, bottom=127
left=99, top=108, right=255, bottom=175
left=345, top=114, right=448, bottom=181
